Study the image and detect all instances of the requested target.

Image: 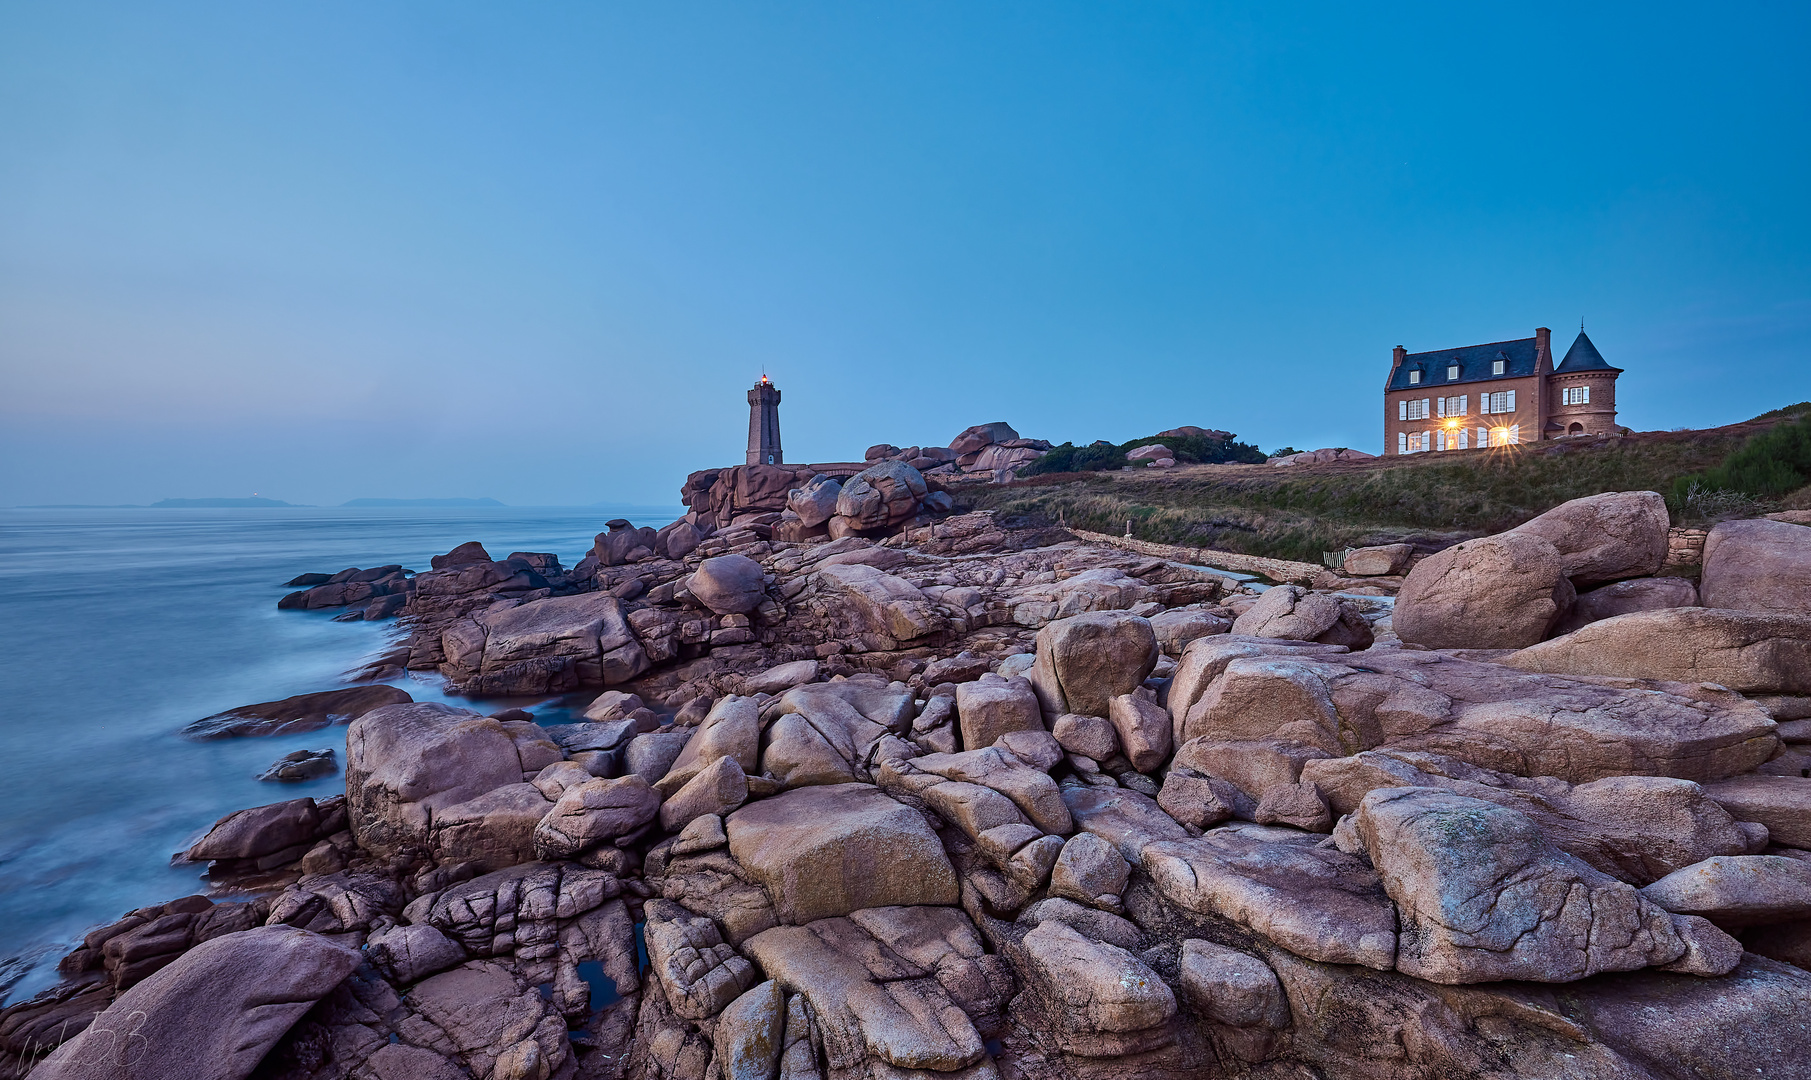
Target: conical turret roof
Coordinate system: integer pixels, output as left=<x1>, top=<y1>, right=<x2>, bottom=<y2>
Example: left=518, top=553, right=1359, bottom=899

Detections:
left=1554, top=330, right=1620, bottom=373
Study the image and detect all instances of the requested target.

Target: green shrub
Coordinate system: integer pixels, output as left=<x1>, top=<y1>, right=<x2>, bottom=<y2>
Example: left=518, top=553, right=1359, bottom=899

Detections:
left=1750, top=402, right=1811, bottom=422
left=1668, top=414, right=1811, bottom=509
left=1023, top=433, right=1266, bottom=475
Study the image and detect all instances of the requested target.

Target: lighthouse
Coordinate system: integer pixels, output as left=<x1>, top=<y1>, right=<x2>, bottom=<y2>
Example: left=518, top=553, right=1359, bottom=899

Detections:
left=746, top=375, right=782, bottom=466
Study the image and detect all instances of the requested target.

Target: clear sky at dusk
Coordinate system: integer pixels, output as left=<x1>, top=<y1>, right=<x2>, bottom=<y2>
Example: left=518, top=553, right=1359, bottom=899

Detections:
left=2, top=2, right=1807, bottom=506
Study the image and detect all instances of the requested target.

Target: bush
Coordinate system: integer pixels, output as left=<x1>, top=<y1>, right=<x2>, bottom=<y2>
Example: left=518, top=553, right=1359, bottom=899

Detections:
left=1023, top=442, right=1134, bottom=475
left=1668, top=413, right=1811, bottom=509
left=1023, top=433, right=1267, bottom=476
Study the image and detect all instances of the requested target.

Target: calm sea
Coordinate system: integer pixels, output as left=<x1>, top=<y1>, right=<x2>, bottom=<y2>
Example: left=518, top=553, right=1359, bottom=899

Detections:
left=0, top=504, right=683, bottom=1003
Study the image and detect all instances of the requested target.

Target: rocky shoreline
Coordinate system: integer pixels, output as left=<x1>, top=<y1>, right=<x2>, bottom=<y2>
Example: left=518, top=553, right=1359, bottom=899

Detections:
left=6, top=453, right=1811, bottom=1080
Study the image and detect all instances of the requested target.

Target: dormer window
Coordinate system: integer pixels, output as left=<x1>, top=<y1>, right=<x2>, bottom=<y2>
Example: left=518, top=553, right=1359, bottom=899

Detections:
left=1408, top=370, right=1421, bottom=384
left=1447, top=365, right=1460, bottom=380
left=1492, top=359, right=1506, bottom=375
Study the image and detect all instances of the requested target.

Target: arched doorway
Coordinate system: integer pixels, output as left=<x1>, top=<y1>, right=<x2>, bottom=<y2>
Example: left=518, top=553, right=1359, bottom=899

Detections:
left=1568, top=422, right=1584, bottom=436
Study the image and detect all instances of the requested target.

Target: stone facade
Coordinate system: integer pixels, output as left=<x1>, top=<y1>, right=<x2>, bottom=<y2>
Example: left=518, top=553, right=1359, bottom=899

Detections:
left=746, top=376, right=782, bottom=466
left=1383, top=327, right=1621, bottom=456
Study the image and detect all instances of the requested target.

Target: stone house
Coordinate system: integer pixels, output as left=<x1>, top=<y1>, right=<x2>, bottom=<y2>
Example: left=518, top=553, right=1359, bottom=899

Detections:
left=1383, top=327, right=1622, bottom=456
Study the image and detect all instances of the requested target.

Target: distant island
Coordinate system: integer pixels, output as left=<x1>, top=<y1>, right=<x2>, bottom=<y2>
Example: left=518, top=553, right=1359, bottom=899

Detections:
left=340, top=497, right=505, bottom=507
left=151, top=497, right=302, bottom=508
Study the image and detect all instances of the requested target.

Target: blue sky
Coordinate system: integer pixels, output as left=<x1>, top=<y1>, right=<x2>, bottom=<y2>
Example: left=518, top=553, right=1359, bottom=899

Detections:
left=2, top=2, right=1807, bottom=505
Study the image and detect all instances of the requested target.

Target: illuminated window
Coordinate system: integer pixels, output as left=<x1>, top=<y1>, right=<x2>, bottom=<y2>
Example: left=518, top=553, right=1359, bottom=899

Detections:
left=1563, top=386, right=1590, bottom=405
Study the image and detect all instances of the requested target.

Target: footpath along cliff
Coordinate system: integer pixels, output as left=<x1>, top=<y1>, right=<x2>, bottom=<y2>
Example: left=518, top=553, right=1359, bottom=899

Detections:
left=9, top=451, right=1811, bottom=1079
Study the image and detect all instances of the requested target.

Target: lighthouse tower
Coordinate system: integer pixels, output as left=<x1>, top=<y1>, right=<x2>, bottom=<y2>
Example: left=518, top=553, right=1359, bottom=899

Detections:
left=746, top=376, right=782, bottom=466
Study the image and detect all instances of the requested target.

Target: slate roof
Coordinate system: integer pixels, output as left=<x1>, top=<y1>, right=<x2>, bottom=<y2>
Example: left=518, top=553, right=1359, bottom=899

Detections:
left=1553, top=330, right=1621, bottom=374
left=1386, top=336, right=1541, bottom=392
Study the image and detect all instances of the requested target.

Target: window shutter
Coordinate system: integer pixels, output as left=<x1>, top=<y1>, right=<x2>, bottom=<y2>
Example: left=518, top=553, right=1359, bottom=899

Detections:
left=1437, top=397, right=1445, bottom=418
left=1478, top=426, right=1488, bottom=446
left=1398, top=432, right=1407, bottom=454
left=1423, top=399, right=1431, bottom=419
left=1460, top=395, right=1467, bottom=415
left=1399, top=400, right=1407, bottom=421
left=1506, top=389, right=1515, bottom=411
left=1509, top=424, right=1520, bottom=443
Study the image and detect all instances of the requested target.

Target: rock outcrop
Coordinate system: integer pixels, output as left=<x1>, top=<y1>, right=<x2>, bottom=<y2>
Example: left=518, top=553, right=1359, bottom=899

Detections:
left=28, top=491, right=1811, bottom=1080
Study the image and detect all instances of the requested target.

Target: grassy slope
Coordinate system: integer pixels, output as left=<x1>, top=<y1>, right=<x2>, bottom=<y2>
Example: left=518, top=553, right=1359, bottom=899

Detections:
left=966, top=424, right=1774, bottom=563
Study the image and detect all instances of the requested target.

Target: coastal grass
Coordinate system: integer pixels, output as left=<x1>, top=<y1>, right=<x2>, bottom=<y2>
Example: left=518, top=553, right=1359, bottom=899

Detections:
left=966, top=423, right=1768, bottom=563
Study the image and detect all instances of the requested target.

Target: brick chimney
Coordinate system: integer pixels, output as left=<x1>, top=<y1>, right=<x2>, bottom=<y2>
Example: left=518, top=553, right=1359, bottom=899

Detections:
left=1535, top=327, right=1551, bottom=362
left=1393, top=345, right=1407, bottom=365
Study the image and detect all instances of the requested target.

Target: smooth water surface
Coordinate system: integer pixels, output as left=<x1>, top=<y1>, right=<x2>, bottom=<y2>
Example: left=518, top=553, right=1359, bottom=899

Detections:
left=0, top=504, right=681, bottom=1001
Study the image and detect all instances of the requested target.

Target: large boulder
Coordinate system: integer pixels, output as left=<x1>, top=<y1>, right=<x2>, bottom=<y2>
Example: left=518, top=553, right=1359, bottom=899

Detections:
left=1505, top=608, right=1811, bottom=693
left=1172, top=644, right=1779, bottom=784
left=833, top=461, right=928, bottom=530
left=658, top=695, right=761, bottom=795
left=760, top=681, right=910, bottom=788
left=1148, top=607, right=1232, bottom=655
left=432, top=540, right=492, bottom=569
left=31, top=926, right=360, bottom=1080
left=951, top=422, right=1019, bottom=455
left=183, top=685, right=412, bottom=740
left=1355, top=787, right=1739, bottom=983
left=1049, top=832, right=1131, bottom=911
left=786, top=474, right=842, bottom=528
left=1551, top=576, right=1700, bottom=635
left=1107, top=693, right=1173, bottom=774
left=1343, top=543, right=1413, bottom=577
left=345, top=702, right=558, bottom=858
left=1703, top=775, right=1811, bottom=848
left=1304, top=749, right=1765, bottom=884
left=1507, top=490, right=1669, bottom=585
left=1029, top=611, right=1159, bottom=719
left=1394, top=532, right=1575, bottom=649
left=954, top=674, right=1043, bottom=750
left=898, top=745, right=1072, bottom=834
left=531, top=775, right=661, bottom=859
left=1640, top=855, right=1811, bottom=928
left=1012, top=920, right=1176, bottom=1056
left=689, top=554, right=767, bottom=615
left=1230, top=585, right=1372, bottom=649
left=474, top=591, right=646, bottom=689
left=183, top=797, right=336, bottom=871
left=726, top=784, right=960, bottom=923
left=1142, top=832, right=1398, bottom=969
left=1064, top=786, right=1190, bottom=861
left=1702, top=517, right=1811, bottom=614
left=741, top=906, right=1007, bottom=1076
left=814, top=563, right=941, bottom=643
left=425, top=783, right=554, bottom=871
left=714, top=980, right=785, bottom=1080
left=1550, top=956, right=1811, bottom=1079
left=643, top=899, right=759, bottom=1021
